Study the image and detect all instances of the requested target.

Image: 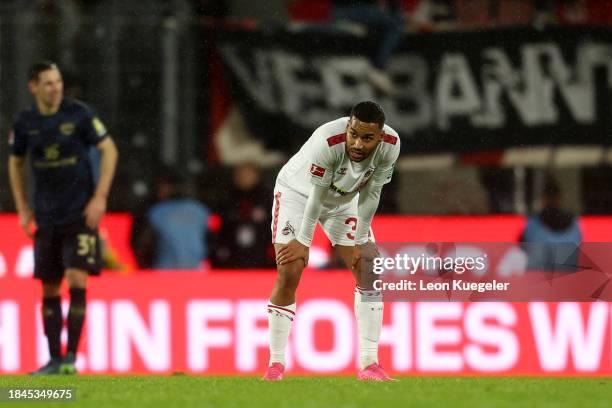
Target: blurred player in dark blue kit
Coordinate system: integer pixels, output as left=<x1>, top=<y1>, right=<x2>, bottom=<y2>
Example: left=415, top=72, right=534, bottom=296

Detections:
left=8, top=62, right=118, bottom=375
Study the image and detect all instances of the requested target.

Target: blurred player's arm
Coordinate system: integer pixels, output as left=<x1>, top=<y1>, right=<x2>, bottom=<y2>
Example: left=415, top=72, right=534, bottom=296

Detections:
left=8, top=154, right=35, bottom=237
left=94, top=137, right=118, bottom=200
left=83, top=137, right=118, bottom=229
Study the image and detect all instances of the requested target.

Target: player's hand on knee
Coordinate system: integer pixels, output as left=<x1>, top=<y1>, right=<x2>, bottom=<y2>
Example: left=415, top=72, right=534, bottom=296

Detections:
left=276, top=239, right=309, bottom=267
left=83, top=194, right=107, bottom=229
left=17, top=207, right=35, bottom=238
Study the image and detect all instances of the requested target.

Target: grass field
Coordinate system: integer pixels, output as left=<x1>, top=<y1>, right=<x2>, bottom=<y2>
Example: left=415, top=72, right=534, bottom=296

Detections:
left=0, top=376, right=610, bottom=408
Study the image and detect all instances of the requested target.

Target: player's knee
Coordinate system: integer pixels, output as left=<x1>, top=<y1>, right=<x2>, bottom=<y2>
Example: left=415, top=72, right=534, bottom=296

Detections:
left=276, top=263, right=302, bottom=292
left=42, top=279, right=62, bottom=297
left=65, top=268, right=88, bottom=289
left=277, top=275, right=300, bottom=292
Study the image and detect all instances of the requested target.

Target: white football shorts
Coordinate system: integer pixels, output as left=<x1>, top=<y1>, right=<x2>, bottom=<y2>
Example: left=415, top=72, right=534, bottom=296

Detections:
left=270, top=183, right=374, bottom=247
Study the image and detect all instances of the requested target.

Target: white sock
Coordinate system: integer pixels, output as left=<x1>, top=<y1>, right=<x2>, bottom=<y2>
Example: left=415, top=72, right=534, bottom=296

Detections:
left=355, top=287, right=383, bottom=370
left=267, top=301, right=296, bottom=366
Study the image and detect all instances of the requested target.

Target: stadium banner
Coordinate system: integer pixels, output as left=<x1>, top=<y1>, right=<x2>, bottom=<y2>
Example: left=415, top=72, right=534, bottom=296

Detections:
left=2, top=214, right=612, bottom=277
left=0, top=272, right=611, bottom=375
left=216, top=26, right=612, bottom=153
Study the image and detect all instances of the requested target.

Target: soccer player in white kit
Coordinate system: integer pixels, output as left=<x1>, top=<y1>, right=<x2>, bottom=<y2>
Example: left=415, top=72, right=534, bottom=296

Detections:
left=263, top=101, right=400, bottom=381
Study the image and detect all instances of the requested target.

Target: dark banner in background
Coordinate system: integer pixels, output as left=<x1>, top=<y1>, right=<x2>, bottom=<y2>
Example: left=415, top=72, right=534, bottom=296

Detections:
left=217, top=26, right=612, bottom=154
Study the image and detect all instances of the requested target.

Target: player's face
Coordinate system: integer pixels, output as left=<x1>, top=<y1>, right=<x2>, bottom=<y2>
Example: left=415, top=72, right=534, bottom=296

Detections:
left=345, top=117, right=383, bottom=162
left=29, top=68, right=63, bottom=109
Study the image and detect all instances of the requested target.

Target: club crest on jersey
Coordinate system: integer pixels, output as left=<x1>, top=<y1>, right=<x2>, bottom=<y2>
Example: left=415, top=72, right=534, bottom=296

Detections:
left=59, top=122, right=75, bottom=136
left=336, top=167, right=347, bottom=175
left=44, top=144, right=61, bottom=160
left=282, top=221, right=295, bottom=236
left=310, top=164, right=326, bottom=178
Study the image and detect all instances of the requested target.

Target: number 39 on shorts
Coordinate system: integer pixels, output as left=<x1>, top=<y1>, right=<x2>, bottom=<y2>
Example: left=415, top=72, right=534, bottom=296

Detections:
left=77, top=234, right=97, bottom=256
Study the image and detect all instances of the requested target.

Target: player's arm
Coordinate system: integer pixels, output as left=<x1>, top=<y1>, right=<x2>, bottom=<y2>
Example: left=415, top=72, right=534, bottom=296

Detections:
left=93, top=137, right=118, bottom=201
left=8, top=154, right=35, bottom=238
left=350, top=181, right=383, bottom=271
left=276, top=184, right=328, bottom=266
left=8, top=120, right=35, bottom=237
left=352, top=142, right=400, bottom=270
left=277, top=133, right=335, bottom=266
left=355, top=181, right=382, bottom=245
left=83, top=137, right=118, bottom=229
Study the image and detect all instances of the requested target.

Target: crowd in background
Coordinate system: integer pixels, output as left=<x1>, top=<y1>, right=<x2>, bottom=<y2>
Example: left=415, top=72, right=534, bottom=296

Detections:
left=2, top=0, right=610, bottom=271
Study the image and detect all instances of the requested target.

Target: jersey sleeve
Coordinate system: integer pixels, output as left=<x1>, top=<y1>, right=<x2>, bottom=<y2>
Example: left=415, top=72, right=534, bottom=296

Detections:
left=307, top=132, right=338, bottom=188
left=371, top=135, right=400, bottom=187
left=9, top=117, right=28, bottom=156
left=80, top=104, right=109, bottom=146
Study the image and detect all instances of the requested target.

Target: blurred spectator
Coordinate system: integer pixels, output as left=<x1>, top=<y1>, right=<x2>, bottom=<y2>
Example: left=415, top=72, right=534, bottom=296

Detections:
left=330, top=0, right=404, bottom=94
left=557, top=0, right=612, bottom=25
left=130, top=195, right=156, bottom=269
left=132, top=167, right=210, bottom=270
left=191, top=0, right=229, bottom=18
left=532, top=0, right=558, bottom=27
left=409, top=0, right=457, bottom=30
left=479, top=168, right=515, bottom=213
left=210, top=162, right=276, bottom=268
left=520, top=177, right=582, bottom=271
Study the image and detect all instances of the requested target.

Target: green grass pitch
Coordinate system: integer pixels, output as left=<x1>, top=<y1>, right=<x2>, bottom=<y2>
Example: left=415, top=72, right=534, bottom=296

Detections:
left=0, top=376, right=610, bottom=408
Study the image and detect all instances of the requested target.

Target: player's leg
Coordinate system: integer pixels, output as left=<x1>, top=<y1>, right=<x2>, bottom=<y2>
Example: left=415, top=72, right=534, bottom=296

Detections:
left=335, top=243, right=384, bottom=364
left=59, top=221, right=102, bottom=374
left=322, top=208, right=393, bottom=380
left=31, top=227, right=65, bottom=375
left=264, top=188, right=304, bottom=380
left=269, top=245, right=304, bottom=356
left=61, top=268, right=88, bottom=374
left=270, top=245, right=305, bottom=306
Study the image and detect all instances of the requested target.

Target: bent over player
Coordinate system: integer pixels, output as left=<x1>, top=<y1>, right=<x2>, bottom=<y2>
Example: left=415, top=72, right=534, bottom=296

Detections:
left=264, top=101, right=400, bottom=381
left=8, top=62, right=118, bottom=375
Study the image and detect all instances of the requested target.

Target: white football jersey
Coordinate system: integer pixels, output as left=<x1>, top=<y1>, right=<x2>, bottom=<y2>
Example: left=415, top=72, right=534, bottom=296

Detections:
left=276, top=117, right=401, bottom=207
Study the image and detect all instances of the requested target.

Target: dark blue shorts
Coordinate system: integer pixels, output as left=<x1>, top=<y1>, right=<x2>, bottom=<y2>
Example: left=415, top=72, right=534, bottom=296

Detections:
left=34, top=219, right=102, bottom=281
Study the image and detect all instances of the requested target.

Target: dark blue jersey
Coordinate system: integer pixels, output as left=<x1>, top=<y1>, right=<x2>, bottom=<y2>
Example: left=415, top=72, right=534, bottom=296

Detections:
left=9, top=98, right=109, bottom=227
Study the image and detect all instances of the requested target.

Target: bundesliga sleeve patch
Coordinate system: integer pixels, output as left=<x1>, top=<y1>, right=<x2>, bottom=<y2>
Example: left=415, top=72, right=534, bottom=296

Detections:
left=310, top=164, right=326, bottom=178
left=92, top=117, right=108, bottom=138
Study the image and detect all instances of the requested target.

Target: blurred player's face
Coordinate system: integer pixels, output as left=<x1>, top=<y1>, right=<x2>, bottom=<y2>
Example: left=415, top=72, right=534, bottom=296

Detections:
left=29, top=68, right=63, bottom=112
left=345, top=117, right=383, bottom=162
left=234, top=163, right=261, bottom=191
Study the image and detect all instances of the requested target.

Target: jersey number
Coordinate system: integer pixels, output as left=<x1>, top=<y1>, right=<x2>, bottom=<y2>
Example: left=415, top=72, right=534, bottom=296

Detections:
left=77, top=234, right=97, bottom=257
left=345, top=217, right=373, bottom=241
left=345, top=217, right=357, bottom=240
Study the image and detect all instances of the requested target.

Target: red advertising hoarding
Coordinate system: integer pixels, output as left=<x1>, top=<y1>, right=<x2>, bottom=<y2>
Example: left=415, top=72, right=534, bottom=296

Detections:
left=2, top=214, right=612, bottom=277
left=1, top=214, right=611, bottom=375
left=0, top=272, right=610, bottom=375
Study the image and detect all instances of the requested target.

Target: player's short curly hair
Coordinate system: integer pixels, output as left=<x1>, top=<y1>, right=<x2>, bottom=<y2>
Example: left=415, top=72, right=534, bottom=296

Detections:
left=28, top=61, right=59, bottom=82
left=350, top=101, right=385, bottom=129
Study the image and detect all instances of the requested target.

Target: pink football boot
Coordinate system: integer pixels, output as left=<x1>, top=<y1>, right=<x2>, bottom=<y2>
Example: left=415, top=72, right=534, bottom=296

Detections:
left=357, top=363, right=396, bottom=381
left=262, top=363, right=285, bottom=381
